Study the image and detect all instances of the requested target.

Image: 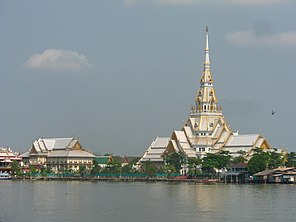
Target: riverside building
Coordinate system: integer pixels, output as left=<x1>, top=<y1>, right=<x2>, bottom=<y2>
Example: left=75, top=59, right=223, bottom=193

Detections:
left=20, top=137, right=95, bottom=173
left=0, top=147, right=22, bottom=173
left=138, top=27, right=271, bottom=166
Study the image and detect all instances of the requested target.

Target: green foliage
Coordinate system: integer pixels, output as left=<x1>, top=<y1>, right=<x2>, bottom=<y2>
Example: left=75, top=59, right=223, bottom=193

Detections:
left=231, top=156, right=247, bottom=164
left=268, top=148, right=285, bottom=169
left=79, top=165, right=87, bottom=176
left=141, top=160, right=157, bottom=177
left=187, top=157, right=202, bottom=175
left=163, top=164, right=176, bottom=175
left=247, top=148, right=285, bottom=175
left=79, top=165, right=86, bottom=172
left=11, top=161, right=21, bottom=176
left=231, top=150, right=247, bottom=164
left=39, top=166, right=53, bottom=176
left=120, top=158, right=140, bottom=174
left=248, top=151, right=270, bottom=175
left=202, top=150, right=231, bottom=174
left=40, top=167, right=48, bottom=177
left=29, top=164, right=37, bottom=176
left=201, top=155, right=217, bottom=174
left=91, top=159, right=102, bottom=175
left=164, top=152, right=187, bottom=172
left=45, top=166, right=53, bottom=174
left=101, top=160, right=122, bottom=174
left=121, top=164, right=132, bottom=174
left=285, top=152, right=296, bottom=167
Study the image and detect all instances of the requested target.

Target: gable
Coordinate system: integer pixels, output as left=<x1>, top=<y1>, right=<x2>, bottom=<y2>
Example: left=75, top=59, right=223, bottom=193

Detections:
left=72, top=141, right=83, bottom=150
left=30, top=145, right=38, bottom=154
left=259, top=139, right=271, bottom=149
left=164, top=139, right=178, bottom=155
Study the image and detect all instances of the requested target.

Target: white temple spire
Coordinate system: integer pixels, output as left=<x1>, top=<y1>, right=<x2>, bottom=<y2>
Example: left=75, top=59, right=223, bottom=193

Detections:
left=195, top=26, right=218, bottom=114
left=204, top=26, right=210, bottom=71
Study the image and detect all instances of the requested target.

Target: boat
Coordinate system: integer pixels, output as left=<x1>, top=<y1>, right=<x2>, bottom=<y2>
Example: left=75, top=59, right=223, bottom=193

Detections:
left=0, top=172, right=12, bottom=180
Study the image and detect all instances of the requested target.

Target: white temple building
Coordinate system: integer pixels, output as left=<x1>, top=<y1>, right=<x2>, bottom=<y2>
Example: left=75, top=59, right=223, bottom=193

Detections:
left=20, top=137, right=95, bottom=173
left=138, top=137, right=170, bottom=167
left=138, top=27, right=270, bottom=165
left=0, top=147, right=22, bottom=173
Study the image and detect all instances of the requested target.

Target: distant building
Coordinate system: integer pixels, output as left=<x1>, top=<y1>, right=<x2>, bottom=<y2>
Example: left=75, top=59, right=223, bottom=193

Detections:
left=20, top=138, right=95, bottom=173
left=223, top=163, right=249, bottom=183
left=253, top=167, right=296, bottom=183
left=138, top=137, right=170, bottom=167
left=95, top=155, right=113, bottom=168
left=112, top=156, right=139, bottom=166
left=0, top=147, right=22, bottom=173
left=139, top=27, right=271, bottom=166
left=95, top=155, right=140, bottom=168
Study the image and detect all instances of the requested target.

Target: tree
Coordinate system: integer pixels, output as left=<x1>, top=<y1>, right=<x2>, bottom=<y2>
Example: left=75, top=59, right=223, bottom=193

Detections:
left=202, top=154, right=217, bottom=174
left=248, top=148, right=286, bottom=175
left=141, top=160, right=157, bottom=177
left=121, top=164, right=132, bottom=174
left=202, top=151, right=231, bottom=175
left=231, top=150, right=247, bottom=164
left=163, top=164, right=176, bottom=175
left=100, top=159, right=122, bottom=174
left=121, top=158, right=139, bottom=174
left=164, top=152, right=187, bottom=173
left=29, top=164, right=37, bottom=177
left=40, top=166, right=49, bottom=177
left=268, top=148, right=285, bottom=169
left=11, top=160, right=21, bottom=177
left=285, top=152, right=296, bottom=167
left=105, top=160, right=122, bottom=174
left=247, top=149, right=270, bottom=175
left=79, top=165, right=87, bottom=176
left=187, top=157, right=202, bottom=175
left=91, top=159, right=101, bottom=175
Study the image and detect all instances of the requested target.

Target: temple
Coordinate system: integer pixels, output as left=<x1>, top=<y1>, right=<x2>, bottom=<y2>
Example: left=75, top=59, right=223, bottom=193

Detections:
left=138, top=27, right=270, bottom=165
left=20, top=137, right=95, bottom=173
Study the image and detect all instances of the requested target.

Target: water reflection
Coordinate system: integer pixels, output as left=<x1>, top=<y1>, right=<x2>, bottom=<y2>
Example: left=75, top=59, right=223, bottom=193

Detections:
left=0, top=181, right=296, bottom=222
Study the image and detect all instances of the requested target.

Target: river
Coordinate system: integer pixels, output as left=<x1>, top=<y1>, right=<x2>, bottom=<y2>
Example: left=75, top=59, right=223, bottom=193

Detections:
left=0, top=181, right=295, bottom=222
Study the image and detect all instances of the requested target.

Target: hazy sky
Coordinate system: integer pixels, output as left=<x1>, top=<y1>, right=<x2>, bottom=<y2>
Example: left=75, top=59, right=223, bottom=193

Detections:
left=1, top=0, right=296, bottom=155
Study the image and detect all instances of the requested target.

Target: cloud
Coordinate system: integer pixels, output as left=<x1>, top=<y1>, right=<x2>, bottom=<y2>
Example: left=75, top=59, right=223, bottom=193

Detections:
left=24, top=49, right=91, bottom=71
left=225, top=30, right=296, bottom=47
left=123, top=0, right=288, bottom=6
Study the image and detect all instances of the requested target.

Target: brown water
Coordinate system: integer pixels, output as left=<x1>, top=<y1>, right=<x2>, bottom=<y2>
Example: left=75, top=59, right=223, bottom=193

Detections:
left=0, top=181, right=295, bottom=222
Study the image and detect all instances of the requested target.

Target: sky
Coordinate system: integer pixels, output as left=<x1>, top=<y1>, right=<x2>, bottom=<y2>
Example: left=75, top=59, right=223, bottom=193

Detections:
left=1, top=0, right=296, bottom=155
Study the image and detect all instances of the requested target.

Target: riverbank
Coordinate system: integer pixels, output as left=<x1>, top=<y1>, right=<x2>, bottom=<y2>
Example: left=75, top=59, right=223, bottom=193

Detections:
left=10, top=176, right=296, bottom=184
left=13, top=176, right=220, bottom=184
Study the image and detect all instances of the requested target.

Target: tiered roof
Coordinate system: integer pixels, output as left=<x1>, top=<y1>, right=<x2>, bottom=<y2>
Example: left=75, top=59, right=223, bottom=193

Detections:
left=139, top=27, right=271, bottom=165
left=138, top=137, right=169, bottom=163
left=23, top=137, right=95, bottom=159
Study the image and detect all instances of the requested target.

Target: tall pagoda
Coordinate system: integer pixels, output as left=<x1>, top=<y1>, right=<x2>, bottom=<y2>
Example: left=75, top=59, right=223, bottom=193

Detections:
left=138, top=27, right=270, bottom=166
